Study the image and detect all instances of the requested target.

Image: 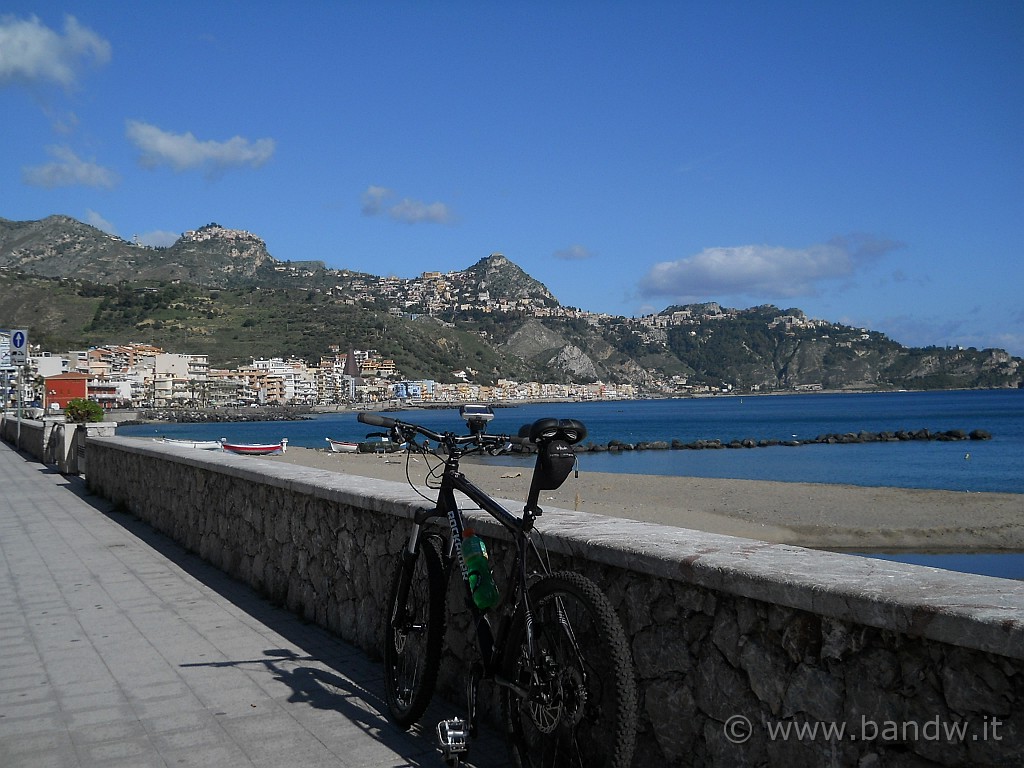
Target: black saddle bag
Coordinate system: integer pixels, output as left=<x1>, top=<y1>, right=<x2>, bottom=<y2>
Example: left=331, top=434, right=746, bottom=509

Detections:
left=533, top=439, right=577, bottom=491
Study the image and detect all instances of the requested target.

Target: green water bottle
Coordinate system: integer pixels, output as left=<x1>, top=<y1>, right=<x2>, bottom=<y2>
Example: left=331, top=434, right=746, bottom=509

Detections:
left=462, top=529, right=499, bottom=610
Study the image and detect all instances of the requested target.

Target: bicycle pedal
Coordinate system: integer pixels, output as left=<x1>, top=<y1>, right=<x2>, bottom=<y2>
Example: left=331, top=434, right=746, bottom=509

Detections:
left=437, top=718, right=469, bottom=758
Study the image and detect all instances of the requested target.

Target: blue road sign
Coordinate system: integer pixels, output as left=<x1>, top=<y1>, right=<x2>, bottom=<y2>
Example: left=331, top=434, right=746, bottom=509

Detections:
left=11, top=330, right=27, bottom=365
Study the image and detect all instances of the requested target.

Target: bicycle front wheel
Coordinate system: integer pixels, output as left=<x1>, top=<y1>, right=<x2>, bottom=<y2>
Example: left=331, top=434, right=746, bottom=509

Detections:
left=383, top=536, right=447, bottom=728
left=500, top=571, right=637, bottom=768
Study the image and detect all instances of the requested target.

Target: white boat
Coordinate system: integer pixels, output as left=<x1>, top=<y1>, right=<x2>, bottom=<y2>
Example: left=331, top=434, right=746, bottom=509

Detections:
left=325, top=437, right=359, bottom=453
left=155, top=437, right=223, bottom=450
left=220, top=438, right=288, bottom=455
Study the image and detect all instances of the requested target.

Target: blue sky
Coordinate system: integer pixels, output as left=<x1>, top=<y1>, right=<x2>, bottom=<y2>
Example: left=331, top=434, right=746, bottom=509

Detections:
left=2, top=2, right=1022, bottom=355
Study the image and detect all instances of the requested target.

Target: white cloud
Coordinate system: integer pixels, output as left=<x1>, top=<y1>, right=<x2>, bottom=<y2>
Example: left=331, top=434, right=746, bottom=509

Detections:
left=0, top=14, right=110, bottom=89
left=360, top=185, right=454, bottom=225
left=137, top=230, right=180, bottom=247
left=78, top=214, right=179, bottom=248
left=49, top=109, right=79, bottom=135
left=22, top=145, right=118, bottom=188
left=390, top=198, right=453, bottom=225
left=126, top=120, right=275, bottom=175
left=361, top=185, right=391, bottom=215
left=554, top=245, right=593, bottom=261
left=873, top=313, right=1024, bottom=357
left=85, top=209, right=117, bottom=235
left=638, top=235, right=903, bottom=303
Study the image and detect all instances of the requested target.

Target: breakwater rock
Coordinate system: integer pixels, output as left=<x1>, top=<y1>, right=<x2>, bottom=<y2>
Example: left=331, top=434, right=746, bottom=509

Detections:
left=573, top=428, right=991, bottom=453
left=119, top=407, right=314, bottom=425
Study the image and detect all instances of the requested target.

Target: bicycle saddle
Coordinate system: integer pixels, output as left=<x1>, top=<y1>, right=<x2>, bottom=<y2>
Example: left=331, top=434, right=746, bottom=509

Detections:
left=527, top=418, right=587, bottom=445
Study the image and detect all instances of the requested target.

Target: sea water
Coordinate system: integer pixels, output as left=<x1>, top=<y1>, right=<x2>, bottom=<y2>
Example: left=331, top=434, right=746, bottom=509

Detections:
left=118, top=389, right=1024, bottom=578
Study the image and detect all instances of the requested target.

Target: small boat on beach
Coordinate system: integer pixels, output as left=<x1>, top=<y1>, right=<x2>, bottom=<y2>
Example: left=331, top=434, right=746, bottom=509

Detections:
left=220, top=438, right=288, bottom=455
left=325, top=437, right=359, bottom=453
left=155, top=437, right=223, bottom=450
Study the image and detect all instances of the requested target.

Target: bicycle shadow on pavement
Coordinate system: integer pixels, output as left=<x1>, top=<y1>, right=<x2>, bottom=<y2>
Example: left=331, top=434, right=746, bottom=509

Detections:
left=180, top=648, right=397, bottom=728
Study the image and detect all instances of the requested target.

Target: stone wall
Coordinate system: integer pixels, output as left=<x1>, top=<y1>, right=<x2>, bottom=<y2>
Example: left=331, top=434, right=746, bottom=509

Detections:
left=1, top=414, right=47, bottom=459
left=1, top=416, right=116, bottom=472
left=83, top=436, right=1024, bottom=766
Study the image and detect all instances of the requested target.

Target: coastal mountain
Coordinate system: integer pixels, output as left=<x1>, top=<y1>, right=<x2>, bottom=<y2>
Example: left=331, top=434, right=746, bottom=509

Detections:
left=1, top=214, right=1021, bottom=390
left=0, top=215, right=139, bottom=281
left=461, top=252, right=558, bottom=307
left=0, top=216, right=322, bottom=287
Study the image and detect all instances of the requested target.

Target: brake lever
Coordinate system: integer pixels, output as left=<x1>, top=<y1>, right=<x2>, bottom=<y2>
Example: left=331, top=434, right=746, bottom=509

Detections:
left=393, top=426, right=419, bottom=450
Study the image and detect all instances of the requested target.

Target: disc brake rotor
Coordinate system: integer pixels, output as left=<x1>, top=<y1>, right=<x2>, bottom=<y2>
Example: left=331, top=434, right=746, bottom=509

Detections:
left=526, top=659, right=587, bottom=734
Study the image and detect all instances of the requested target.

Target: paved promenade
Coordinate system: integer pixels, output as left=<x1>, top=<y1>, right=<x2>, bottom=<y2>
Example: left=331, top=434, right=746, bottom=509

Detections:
left=0, top=441, right=509, bottom=768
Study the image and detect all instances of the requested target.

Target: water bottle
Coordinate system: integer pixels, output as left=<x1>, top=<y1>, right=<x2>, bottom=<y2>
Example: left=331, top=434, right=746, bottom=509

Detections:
left=462, top=529, right=499, bottom=610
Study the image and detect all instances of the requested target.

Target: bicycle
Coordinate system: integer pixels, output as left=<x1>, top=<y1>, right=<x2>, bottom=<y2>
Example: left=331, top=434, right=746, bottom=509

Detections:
left=358, top=405, right=637, bottom=768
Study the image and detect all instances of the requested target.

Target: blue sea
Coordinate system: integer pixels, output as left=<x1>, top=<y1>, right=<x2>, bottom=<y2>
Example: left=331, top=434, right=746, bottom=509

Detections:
left=118, top=389, right=1024, bottom=579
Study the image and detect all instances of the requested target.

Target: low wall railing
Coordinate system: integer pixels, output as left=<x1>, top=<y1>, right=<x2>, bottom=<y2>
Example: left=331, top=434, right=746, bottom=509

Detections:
left=83, top=435, right=1024, bottom=766
left=0, top=416, right=116, bottom=472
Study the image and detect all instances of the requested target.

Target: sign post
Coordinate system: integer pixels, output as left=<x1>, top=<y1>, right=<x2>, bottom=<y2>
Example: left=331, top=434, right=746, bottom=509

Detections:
left=1, top=335, right=8, bottom=415
left=16, top=365, right=22, bottom=449
left=9, top=331, right=28, bottom=449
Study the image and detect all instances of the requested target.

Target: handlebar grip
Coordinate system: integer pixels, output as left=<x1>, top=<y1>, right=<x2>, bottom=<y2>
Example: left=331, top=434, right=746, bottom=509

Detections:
left=358, top=412, right=397, bottom=428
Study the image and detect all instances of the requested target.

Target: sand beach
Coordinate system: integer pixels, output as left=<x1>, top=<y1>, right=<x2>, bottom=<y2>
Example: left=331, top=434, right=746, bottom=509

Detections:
left=260, top=447, right=1024, bottom=553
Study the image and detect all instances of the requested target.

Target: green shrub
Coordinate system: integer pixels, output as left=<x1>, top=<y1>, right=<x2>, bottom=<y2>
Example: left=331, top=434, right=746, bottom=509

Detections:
left=65, top=398, right=105, bottom=423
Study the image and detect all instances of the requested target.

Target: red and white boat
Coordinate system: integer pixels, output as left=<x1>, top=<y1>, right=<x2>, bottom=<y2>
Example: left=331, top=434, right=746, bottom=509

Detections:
left=325, top=437, right=359, bottom=453
left=220, top=438, right=288, bottom=455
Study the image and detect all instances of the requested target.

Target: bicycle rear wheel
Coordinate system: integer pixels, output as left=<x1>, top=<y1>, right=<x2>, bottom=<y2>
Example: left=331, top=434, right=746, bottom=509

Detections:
left=383, top=536, right=447, bottom=728
left=500, top=571, right=637, bottom=768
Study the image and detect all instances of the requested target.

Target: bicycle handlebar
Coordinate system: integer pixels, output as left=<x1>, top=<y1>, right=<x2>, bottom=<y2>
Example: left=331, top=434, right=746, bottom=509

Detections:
left=357, top=411, right=523, bottom=451
left=358, top=412, right=397, bottom=429
left=357, top=410, right=586, bottom=455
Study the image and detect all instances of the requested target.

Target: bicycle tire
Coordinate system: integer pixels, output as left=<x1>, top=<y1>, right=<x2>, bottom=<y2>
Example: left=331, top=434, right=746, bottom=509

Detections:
left=500, top=570, right=637, bottom=768
left=383, top=536, right=447, bottom=728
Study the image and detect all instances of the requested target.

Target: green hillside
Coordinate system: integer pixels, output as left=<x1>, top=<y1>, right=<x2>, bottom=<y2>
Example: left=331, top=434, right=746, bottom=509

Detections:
left=0, top=272, right=531, bottom=379
left=1, top=214, right=1021, bottom=391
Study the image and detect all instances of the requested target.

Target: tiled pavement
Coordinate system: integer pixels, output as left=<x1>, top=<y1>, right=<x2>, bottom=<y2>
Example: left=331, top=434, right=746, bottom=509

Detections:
left=0, top=440, right=510, bottom=768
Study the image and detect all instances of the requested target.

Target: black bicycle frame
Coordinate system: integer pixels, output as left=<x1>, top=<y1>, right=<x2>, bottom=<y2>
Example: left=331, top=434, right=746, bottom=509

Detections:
left=405, top=446, right=540, bottom=679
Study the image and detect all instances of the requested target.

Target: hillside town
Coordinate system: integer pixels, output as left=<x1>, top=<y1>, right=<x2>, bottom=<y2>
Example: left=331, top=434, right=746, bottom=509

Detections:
left=0, top=335, right=640, bottom=413
left=0, top=293, right=898, bottom=413
left=326, top=257, right=591, bottom=319
left=6, top=294, right=832, bottom=412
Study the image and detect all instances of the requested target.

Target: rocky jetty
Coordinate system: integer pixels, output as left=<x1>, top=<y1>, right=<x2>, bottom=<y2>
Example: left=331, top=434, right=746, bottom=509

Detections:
left=575, top=428, right=992, bottom=453
left=118, top=407, right=313, bottom=425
